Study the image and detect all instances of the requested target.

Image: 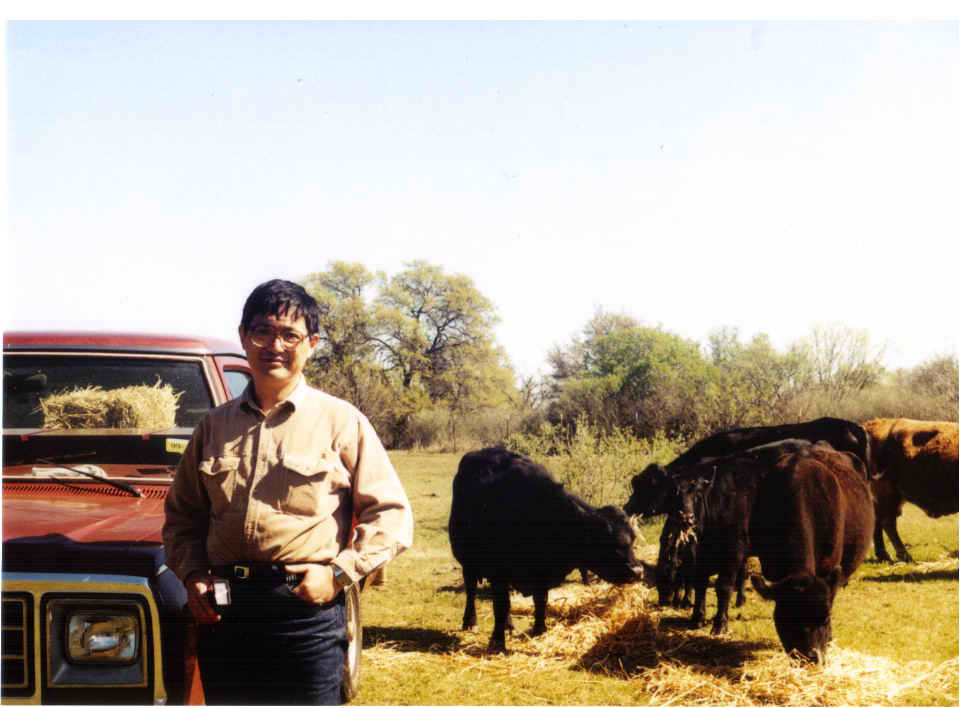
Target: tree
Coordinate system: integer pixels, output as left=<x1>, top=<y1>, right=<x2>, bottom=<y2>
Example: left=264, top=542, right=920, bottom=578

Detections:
left=301, top=260, right=513, bottom=448
left=372, top=261, right=504, bottom=398
left=791, top=324, right=886, bottom=398
left=303, top=262, right=376, bottom=369
left=705, top=328, right=809, bottom=429
left=901, top=354, right=959, bottom=401
left=546, top=310, right=645, bottom=429
left=593, top=326, right=712, bottom=438
left=432, top=340, right=515, bottom=449
left=302, top=263, right=396, bottom=435
left=547, top=310, right=712, bottom=439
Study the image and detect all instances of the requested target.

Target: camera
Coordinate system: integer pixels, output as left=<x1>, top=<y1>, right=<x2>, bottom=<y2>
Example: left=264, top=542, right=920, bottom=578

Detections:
left=206, top=579, right=232, bottom=607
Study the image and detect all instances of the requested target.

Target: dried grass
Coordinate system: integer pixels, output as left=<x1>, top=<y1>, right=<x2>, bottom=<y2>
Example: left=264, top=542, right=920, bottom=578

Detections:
left=364, top=580, right=958, bottom=706
left=677, top=524, right=698, bottom=546
left=38, top=382, right=182, bottom=430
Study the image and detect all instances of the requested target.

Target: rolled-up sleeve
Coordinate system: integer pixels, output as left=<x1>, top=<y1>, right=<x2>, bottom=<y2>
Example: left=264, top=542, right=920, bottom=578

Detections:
left=162, top=423, right=212, bottom=582
left=333, top=412, right=413, bottom=584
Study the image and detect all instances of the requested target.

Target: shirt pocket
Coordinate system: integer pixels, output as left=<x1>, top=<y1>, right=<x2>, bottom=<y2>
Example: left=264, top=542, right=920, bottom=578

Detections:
left=198, top=456, right=240, bottom=516
left=280, top=453, right=350, bottom=517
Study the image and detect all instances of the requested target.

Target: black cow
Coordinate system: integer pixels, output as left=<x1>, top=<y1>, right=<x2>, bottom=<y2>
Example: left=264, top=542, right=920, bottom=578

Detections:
left=749, top=441, right=874, bottom=662
left=624, top=417, right=871, bottom=517
left=449, top=446, right=643, bottom=652
left=671, top=417, right=871, bottom=472
left=625, top=418, right=872, bottom=609
left=655, top=440, right=813, bottom=634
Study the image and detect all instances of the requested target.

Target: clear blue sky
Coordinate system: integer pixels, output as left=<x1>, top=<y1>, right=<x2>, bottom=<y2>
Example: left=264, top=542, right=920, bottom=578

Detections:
left=5, top=19, right=957, bottom=377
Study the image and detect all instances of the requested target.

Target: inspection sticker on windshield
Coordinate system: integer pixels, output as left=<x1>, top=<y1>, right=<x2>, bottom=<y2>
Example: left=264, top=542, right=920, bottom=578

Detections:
left=166, top=438, right=189, bottom=455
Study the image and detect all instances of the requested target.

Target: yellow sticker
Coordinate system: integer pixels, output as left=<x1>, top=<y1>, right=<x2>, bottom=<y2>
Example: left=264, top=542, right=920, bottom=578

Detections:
left=166, top=438, right=189, bottom=455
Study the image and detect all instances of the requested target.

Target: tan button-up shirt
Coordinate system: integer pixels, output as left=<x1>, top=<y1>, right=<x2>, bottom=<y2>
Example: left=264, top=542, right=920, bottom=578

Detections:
left=162, top=378, right=413, bottom=586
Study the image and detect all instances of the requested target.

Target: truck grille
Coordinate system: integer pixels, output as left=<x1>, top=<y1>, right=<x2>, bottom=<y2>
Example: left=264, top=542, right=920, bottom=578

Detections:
left=1, top=593, right=33, bottom=694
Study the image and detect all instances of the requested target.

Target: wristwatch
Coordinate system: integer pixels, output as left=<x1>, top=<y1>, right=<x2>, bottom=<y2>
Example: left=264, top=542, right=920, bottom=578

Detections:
left=331, top=565, right=353, bottom=593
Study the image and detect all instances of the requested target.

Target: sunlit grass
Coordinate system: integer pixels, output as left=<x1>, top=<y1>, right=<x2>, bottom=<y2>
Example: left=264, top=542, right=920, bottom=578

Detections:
left=351, top=451, right=958, bottom=705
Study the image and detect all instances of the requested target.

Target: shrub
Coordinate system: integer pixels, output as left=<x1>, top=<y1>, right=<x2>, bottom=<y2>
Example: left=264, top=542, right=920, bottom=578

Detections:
left=784, top=378, right=959, bottom=424
left=506, top=417, right=685, bottom=507
left=405, top=407, right=448, bottom=450
left=403, top=405, right=548, bottom=452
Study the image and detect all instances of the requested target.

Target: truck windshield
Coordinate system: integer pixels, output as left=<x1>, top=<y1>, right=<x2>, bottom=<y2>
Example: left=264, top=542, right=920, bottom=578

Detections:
left=3, top=355, right=214, bottom=429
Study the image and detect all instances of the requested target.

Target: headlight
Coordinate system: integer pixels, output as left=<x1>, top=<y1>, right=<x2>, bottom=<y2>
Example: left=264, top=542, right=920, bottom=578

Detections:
left=66, top=610, right=139, bottom=664
left=46, top=598, right=148, bottom=688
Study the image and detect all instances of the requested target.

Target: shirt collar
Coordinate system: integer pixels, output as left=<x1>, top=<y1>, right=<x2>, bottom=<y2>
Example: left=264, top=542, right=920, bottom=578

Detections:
left=284, top=376, right=309, bottom=410
left=240, top=375, right=308, bottom=414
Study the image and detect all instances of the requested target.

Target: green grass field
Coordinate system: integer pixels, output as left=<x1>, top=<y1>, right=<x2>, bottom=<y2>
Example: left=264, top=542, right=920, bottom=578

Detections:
left=351, top=451, right=958, bottom=706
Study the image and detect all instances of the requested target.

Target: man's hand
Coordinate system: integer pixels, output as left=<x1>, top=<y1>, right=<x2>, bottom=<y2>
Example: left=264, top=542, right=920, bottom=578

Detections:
left=285, top=563, right=337, bottom=604
left=184, top=570, right=224, bottom=624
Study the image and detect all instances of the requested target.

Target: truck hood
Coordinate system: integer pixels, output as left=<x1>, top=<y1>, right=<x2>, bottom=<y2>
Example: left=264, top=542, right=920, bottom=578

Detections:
left=2, top=483, right=168, bottom=544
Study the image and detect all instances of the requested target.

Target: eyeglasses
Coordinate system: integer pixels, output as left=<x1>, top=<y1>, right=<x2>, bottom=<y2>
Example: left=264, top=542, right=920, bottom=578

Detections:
left=247, top=325, right=310, bottom=349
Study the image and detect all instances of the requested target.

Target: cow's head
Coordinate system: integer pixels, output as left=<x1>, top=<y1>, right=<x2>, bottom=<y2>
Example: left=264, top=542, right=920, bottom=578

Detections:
left=624, top=463, right=676, bottom=517
left=586, top=505, right=645, bottom=584
left=750, top=567, right=842, bottom=663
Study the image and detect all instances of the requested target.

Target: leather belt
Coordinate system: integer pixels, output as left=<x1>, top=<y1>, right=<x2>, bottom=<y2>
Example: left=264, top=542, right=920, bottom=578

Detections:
left=212, top=563, right=300, bottom=583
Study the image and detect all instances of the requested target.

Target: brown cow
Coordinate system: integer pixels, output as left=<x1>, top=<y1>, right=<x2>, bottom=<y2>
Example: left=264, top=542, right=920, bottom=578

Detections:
left=750, top=442, right=874, bottom=662
left=862, top=418, right=959, bottom=563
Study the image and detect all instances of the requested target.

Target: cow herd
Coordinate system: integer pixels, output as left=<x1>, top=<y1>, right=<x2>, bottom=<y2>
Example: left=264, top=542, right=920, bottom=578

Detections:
left=448, top=417, right=958, bottom=664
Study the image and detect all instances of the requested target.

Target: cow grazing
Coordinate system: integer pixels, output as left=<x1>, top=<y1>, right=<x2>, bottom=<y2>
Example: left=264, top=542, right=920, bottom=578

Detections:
left=749, top=441, right=874, bottom=662
left=449, top=446, right=643, bottom=652
left=624, top=417, right=871, bottom=518
left=655, top=439, right=815, bottom=634
left=862, top=418, right=959, bottom=563
left=625, top=418, right=871, bottom=609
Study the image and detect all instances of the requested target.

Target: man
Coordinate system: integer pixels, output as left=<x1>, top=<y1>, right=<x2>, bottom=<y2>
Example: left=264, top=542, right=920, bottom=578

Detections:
left=163, top=279, right=413, bottom=705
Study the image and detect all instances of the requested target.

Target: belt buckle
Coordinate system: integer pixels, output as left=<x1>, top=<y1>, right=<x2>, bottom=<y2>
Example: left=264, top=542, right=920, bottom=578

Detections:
left=234, top=565, right=251, bottom=580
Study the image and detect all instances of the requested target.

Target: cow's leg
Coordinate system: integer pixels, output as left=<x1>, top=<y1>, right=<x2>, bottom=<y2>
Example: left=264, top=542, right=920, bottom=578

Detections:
left=873, top=514, right=893, bottom=562
left=884, top=516, right=914, bottom=563
left=462, top=572, right=479, bottom=630
left=711, top=564, right=737, bottom=635
left=670, top=581, right=682, bottom=608
left=673, top=552, right=694, bottom=608
left=734, top=558, right=747, bottom=607
left=875, top=491, right=913, bottom=563
left=873, top=484, right=913, bottom=563
left=489, top=579, right=511, bottom=653
left=531, top=587, right=549, bottom=636
left=690, top=572, right=709, bottom=627
left=674, top=565, right=693, bottom=608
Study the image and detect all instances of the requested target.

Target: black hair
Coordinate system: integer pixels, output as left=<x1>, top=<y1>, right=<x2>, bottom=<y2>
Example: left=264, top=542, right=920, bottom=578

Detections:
left=240, top=279, right=321, bottom=335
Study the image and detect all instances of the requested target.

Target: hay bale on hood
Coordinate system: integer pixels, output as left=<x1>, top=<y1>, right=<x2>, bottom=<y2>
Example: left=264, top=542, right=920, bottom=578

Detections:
left=38, top=382, right=182, bottom=430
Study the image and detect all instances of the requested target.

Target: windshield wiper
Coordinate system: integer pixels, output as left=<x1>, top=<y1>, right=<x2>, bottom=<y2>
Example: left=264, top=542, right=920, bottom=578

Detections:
left=35, top=456, right=143, bottom=498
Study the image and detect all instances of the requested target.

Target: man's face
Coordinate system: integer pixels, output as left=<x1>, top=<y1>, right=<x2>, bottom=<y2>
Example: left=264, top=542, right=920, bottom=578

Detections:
left=239, top=311, right=319, bottom=390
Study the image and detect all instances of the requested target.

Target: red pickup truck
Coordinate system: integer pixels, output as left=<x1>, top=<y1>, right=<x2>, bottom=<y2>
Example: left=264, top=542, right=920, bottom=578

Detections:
left=2, top=332, right=362, bottom=704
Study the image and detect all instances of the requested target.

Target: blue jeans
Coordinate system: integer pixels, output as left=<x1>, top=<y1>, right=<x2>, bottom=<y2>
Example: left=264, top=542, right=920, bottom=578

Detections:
left=197, top=579, right=347, bottom=705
